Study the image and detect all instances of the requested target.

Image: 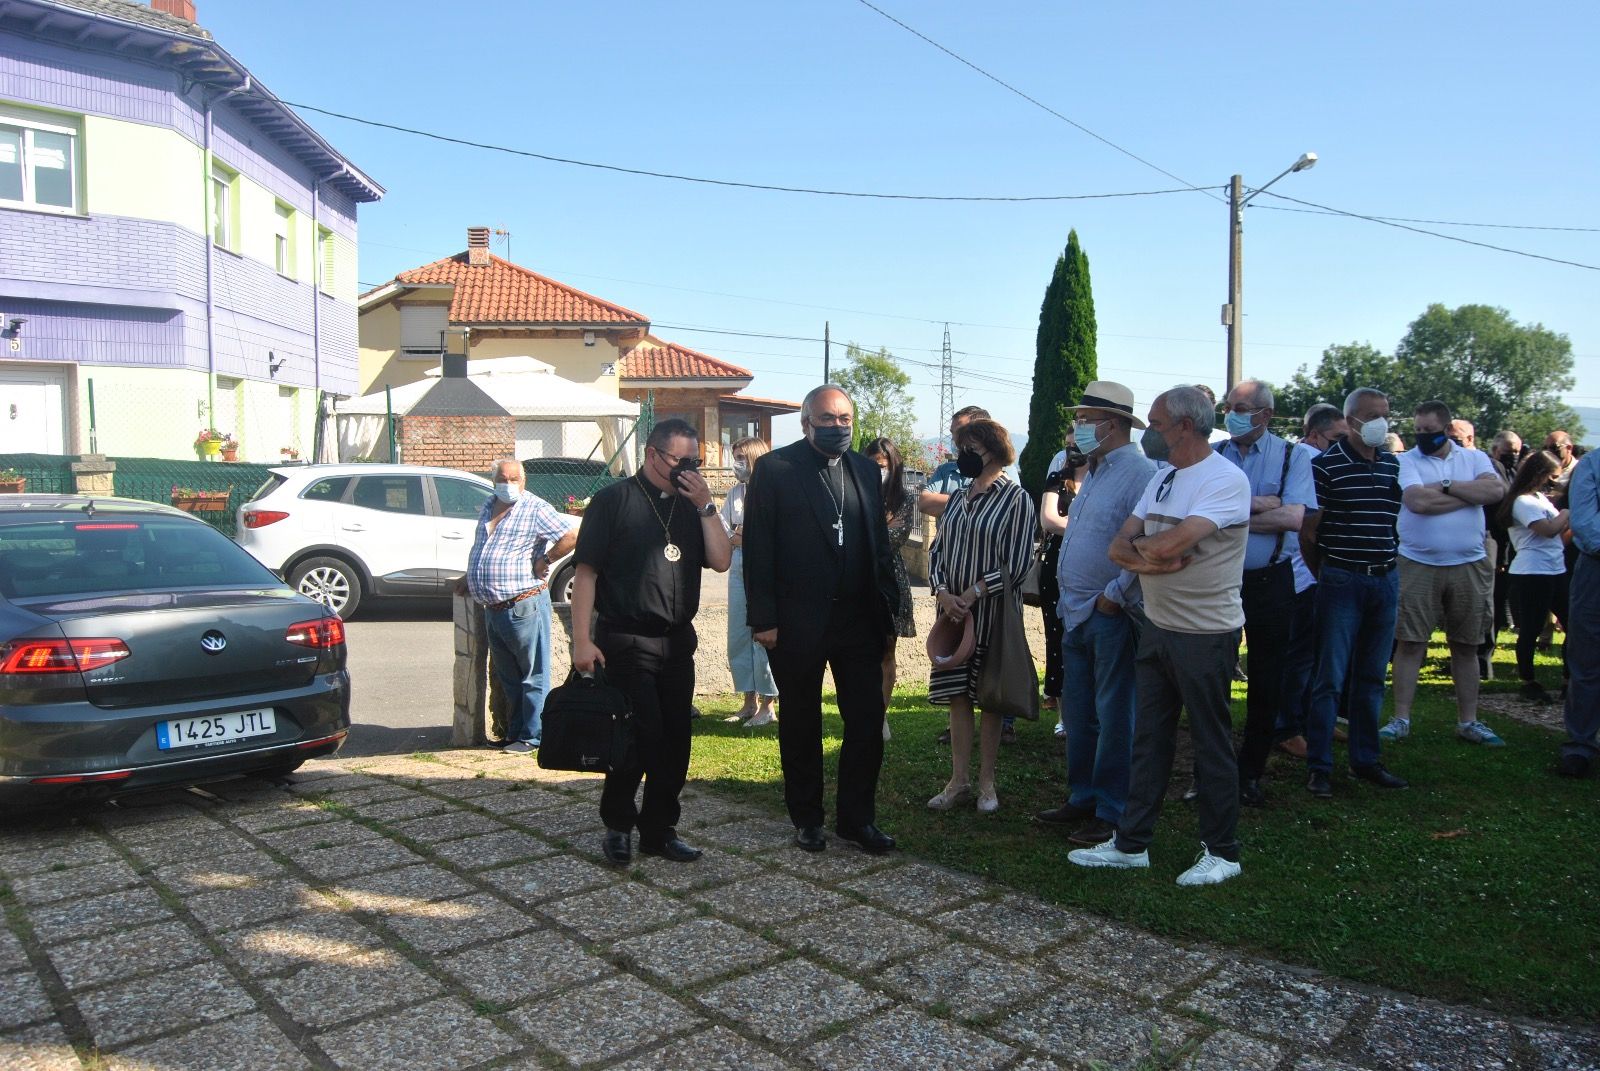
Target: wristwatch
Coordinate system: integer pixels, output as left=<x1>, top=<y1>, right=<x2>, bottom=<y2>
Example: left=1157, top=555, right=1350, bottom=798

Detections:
left=1441, top=479, right=1453, bottom=496
left=699, top=501, right=718, bottom=518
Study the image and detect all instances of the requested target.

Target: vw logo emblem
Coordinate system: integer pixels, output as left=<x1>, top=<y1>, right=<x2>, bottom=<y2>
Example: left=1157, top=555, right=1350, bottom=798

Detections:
left=200, top=630, right=228, bottom=654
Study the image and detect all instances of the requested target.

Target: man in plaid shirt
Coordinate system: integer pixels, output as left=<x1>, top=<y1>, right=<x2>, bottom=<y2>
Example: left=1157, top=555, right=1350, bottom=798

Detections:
left=465, top=459, right=577, bottom=752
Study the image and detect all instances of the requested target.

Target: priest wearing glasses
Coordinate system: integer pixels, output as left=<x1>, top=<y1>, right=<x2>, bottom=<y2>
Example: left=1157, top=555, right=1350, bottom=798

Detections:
left=572, top=418, right=731, bottom=866
left=742, top=385, right=902, bottom=854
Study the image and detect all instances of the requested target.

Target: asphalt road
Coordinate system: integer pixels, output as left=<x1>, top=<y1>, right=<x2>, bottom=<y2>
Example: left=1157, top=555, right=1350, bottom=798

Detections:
left=341, top=597, right=457, bottom=757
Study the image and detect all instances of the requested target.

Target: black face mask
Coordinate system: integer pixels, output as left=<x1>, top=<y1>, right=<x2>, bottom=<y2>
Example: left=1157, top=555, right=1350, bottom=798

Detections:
left=1140, top=427, right=1170, bottom=463
left=810, top=425, right=853, bottom=456
left=1417, top=431, right=1450, bottom=456
left=955, top=448, right=985, bottom=478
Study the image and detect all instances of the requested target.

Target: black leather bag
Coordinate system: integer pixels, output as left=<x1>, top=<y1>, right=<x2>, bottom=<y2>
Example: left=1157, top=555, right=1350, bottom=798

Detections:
left=537, top=668, right=635, bottom=774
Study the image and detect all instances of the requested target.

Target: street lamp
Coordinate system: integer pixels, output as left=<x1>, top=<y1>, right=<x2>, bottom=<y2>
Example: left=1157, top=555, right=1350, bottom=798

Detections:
left=1223, top=152, right=1317, bottom=393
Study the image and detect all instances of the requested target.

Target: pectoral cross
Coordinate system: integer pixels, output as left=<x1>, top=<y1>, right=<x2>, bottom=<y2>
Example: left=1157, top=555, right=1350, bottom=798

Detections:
left=833, top=520, right=844, bottom=547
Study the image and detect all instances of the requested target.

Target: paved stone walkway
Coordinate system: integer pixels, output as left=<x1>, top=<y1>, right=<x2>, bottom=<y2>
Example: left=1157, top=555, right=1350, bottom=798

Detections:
left=2, top=751, right=1596, bottom=1071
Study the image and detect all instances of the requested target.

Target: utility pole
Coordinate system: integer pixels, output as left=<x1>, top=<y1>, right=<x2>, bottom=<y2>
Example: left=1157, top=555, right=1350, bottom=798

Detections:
left=939, top=323, right=955, bottom=456
left=1225, top=174, right=1244, bottom=395
left=823, top=321, right=830, bottom=382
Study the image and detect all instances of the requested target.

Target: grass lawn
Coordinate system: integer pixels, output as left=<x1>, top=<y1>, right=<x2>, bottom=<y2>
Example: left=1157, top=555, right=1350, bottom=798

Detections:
left=685, top=636, right=1599, bottom=1023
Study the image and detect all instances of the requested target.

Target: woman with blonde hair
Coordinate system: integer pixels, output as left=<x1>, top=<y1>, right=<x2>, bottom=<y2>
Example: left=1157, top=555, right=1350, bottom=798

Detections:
left=926, top=418, right=1037, bottom=813
left=722, top=436, right=778, bottom=724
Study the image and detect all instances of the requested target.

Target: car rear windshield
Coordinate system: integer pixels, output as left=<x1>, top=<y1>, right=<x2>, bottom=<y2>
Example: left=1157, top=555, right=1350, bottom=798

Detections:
left=0, top=518, right=280, bottom=599
left=250, top=473, right=288, bottom=502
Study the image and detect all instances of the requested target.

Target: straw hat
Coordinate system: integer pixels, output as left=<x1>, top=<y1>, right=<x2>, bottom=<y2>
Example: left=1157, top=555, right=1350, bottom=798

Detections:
left=1070, top=381, right=1145, bottom=429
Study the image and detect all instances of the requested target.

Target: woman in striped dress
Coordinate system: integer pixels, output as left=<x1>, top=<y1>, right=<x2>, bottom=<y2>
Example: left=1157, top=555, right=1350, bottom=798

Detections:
left=926, top=419, right=1037, bottom=814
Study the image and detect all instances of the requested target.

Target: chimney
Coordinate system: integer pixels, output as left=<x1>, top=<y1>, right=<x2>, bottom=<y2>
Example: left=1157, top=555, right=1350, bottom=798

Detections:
left=466, top=226, right=490, bottom=268
left=442, top=353, right=468, bottom=378
left=150, top=0, right=197, bottom=21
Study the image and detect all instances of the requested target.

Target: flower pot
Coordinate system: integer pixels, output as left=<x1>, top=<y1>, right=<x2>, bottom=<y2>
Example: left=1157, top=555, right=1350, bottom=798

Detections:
left=199, top=438, right=223, bottom=457
left=221, top=448, right=239, bottom=462
left=0, top=478, right=24, bottom=495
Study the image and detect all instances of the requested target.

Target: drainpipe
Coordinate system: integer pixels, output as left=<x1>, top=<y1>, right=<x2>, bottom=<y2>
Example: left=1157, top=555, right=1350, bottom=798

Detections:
left=202, top=77, right=251, bottom=433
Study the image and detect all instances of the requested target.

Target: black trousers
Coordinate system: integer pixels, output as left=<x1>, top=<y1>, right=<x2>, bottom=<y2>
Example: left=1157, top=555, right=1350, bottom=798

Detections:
left=597, top=623, right=696, bottom=842
left=769, top=599, right=886, bottom=831
left=1509, top=573, right=1569, bottom=682
left=1239, top=559, right=1295, bottom=781
left=1039, top=536, right=1065, bottom=698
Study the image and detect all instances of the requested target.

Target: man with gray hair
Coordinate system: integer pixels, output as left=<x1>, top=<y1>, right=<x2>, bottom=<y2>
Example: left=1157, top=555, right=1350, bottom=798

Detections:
left=1218, top=380, right=1316, bottom=806
left=1298, top=387, right=1407, bottom=798
left=464, top=459, right=578, bottom=753
left=1070, top=385, right=1251, bottom=886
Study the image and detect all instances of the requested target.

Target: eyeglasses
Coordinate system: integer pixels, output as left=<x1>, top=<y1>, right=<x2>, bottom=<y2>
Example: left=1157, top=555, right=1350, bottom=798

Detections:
left=654, top=448, right=702, bottom=470
left=1221, top=405, right=1265, bottom=417
left=1154, top=469, right=1177, bottom=503
left=809, top=412, right=853, bottom=427
left=1073, top=416, right=1111, bottom=428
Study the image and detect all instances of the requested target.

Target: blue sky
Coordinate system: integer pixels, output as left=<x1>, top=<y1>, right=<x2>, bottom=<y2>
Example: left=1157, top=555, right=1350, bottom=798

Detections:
left=203, top=0, right=1598, bottom=445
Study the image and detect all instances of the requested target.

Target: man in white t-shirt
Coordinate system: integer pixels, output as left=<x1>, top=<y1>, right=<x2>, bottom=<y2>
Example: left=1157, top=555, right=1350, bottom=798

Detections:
left=1385, top=400, right=1507, bottom=746
left=1068, top=386, right=1251, bottom=888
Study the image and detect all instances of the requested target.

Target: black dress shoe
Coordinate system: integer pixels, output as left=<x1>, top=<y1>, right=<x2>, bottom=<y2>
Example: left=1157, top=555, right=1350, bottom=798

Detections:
left=1240, top=778, right=1266, bottom=808
left=1307, top=771, right=1333, bottom=799
left=1350, top=763, right=1408, bottom=789
left=601, top=829, right=632, bottom=865
left=835, top=823, right=896, bottom=855
left=1558, top=753, right=1592, bottom=779
left=794, top=826, right=827, bottom=852
left=1034, top=802, right=1096, bottom=827
left=640, top=834, right=703, bottom=862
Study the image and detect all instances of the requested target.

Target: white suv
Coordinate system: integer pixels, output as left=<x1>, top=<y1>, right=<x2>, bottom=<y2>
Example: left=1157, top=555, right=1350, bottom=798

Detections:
left=236, top=464, right=580, bottom=619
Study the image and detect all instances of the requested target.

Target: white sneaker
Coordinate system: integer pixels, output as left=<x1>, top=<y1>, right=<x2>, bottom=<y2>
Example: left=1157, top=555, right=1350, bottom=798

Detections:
left=1067, top=837, right=1149, bottom=870
left=1053, top=721, right=1066, bottom=739
left=1175, top=846, right=1242, bottom=887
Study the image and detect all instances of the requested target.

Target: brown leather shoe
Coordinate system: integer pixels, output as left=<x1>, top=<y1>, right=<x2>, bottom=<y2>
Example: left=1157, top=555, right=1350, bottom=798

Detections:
left=1275, top=735, right=1308, bottom=759
left=1067, top=817, right=1116, bottom=846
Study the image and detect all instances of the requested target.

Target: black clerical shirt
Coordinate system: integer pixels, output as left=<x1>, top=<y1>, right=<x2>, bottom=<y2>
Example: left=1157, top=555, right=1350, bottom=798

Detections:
left=813, top=450, right=872, bottom=598
left=573, top=474, right=706, bottom=634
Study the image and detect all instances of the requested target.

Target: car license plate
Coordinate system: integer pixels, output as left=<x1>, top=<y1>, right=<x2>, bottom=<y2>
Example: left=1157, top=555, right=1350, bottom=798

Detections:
left=156, top=708, right=277, bottom=750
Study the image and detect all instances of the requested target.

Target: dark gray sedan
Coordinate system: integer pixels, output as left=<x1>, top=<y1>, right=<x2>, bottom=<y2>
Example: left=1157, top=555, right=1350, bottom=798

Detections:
left=0, top=495, right=350, bottom=806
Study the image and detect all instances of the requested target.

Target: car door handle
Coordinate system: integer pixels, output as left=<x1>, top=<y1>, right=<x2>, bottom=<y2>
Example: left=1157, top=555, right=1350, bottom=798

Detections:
left=341, top=524, right=367, bottom=532
left=441, top=532, right=466, bottom=540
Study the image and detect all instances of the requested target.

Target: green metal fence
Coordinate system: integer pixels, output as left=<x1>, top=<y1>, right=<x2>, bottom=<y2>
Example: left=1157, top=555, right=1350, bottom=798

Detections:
left=109, top=457, right=277, bottom=539
left=0, top=453, right=77, bottom=494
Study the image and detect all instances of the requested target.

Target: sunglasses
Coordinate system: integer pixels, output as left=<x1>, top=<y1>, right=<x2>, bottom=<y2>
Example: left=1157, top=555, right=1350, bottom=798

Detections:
left=655, top=448, right=702, bottom=471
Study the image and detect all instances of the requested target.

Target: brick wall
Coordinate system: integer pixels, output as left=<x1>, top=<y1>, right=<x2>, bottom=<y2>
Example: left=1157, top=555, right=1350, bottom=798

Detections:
left=399, top=415, right=514, bottom=474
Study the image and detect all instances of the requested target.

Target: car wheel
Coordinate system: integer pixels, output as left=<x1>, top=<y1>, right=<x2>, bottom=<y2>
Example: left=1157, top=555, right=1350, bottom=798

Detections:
left=289, top=556, right=363, bottom=619
left=550, top=562, right=576, bottom=607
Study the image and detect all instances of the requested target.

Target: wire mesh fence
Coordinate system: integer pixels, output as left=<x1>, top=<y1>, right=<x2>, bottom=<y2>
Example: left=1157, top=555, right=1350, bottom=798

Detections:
left=80, top=375, right=317, bottom=465
left=0, top=453, right=77, bottom=494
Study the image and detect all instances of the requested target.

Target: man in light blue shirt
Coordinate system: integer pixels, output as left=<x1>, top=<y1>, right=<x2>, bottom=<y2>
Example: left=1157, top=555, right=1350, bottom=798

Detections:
left=1561, top=448, right=1600, bottom=777
left=1035, top=381, right=1155, bottom=846
left=1216, top=380, right=1316, bottom=807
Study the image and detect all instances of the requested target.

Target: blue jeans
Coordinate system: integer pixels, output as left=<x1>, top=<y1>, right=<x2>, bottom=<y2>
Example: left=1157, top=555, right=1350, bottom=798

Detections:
left=726, top=548, right=777, bottom=696
left=1308, top=565, right=1397, bottom=774
left=484, top=590, right=552, bottom=745
left=1061, top=608, right=1137, bottom=824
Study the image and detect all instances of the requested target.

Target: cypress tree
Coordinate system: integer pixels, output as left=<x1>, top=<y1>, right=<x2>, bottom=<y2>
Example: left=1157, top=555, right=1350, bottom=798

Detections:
left=1018, top=229, right=1097, bottom=498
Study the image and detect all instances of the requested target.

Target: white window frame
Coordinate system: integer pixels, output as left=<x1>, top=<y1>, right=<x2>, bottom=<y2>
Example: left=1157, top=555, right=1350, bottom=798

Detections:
left=273, top=201, right=294, bottom=277
left=0, top=106, right=81, bottom=215
left=317, top=226, right=335, bottom=294
left=211, top=163, right=237, bottom=250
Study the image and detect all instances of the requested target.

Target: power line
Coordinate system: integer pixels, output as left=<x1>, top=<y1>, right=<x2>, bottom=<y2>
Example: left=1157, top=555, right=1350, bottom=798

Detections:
left=852, top=0, right=1223, bottom=203
left=1257, top=190, right=1600, bottom=272
left=1253, top=203, right=1600, bottom=233
left=280, top=98, right=1211, bottom=204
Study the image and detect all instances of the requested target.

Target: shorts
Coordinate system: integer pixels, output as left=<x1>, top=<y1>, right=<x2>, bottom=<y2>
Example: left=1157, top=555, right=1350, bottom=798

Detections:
left=1396, top=556, right=1491, bottom=645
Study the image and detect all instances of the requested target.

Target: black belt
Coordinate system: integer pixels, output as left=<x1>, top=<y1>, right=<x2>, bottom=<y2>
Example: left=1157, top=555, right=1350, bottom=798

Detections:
left=1326, top=559, right=1396, bottom=577
left=1242, top=558, right=1294, bottom=582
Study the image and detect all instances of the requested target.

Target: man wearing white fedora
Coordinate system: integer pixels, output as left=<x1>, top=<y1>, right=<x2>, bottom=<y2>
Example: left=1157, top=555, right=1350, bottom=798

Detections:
left=1034, top=381, right=1155, bottom=847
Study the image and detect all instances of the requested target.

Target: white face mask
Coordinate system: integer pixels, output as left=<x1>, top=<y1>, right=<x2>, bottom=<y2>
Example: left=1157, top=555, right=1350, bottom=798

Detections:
left=1356, top=416, right=1390, bottom=448
left=732, top=458, right=750, bottom=482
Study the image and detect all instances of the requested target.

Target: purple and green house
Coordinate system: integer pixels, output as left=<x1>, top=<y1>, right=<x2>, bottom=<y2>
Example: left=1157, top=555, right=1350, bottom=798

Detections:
left=0, top=0, right=383, bottom=462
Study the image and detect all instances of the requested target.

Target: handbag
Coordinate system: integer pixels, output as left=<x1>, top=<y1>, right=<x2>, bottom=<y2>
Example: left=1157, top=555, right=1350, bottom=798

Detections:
left=1019, top=546, right=1043, bottom=607
left=975, top=582, right=1040, bottom=721
left=537, top=667, right=636, bottom=774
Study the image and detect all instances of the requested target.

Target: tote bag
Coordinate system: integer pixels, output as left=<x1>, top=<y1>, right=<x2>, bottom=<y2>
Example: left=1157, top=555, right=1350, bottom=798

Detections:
left=975, top=583, right=1040, bottom=720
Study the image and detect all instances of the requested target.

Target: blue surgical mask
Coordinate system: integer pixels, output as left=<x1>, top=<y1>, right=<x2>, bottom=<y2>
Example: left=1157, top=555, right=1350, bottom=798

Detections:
left=1073, top=423, right=1103, bottom=455
left=493, top=482, right=520, bottom=503
left=810, top=425, right=852, bottom=456
left=1225, top=410, right=1258, bottom=439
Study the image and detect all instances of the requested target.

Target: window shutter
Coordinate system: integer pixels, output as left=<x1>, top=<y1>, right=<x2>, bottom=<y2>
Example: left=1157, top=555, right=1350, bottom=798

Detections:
left=400, top=306, right=449, bottom=355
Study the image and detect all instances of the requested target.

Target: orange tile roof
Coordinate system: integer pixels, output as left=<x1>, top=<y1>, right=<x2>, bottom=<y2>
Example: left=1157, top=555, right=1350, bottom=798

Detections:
left=620, top=338, right=752, bottom=380
left=393, top=254, right=649, bottom=326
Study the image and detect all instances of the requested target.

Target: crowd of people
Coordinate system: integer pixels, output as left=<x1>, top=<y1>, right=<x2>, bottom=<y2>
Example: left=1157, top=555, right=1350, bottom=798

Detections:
left=463, top=378, right=1596, bottom=882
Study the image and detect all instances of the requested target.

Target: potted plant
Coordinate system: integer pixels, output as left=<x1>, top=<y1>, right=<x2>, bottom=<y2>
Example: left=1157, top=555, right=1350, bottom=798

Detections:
left=194, top=428, right=224, bottom=458
left=170, top=485, right=231, bottom=512
left=0, top=468, right=24, bottom=494
left=220, top=434, right=239, bottom=462
left=564, top=495, right=589, bottom=516
left=279, top=445, right=301, bottom=462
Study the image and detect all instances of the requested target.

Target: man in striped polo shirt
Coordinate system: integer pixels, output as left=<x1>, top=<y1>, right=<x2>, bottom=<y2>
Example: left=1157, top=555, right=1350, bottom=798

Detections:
left=1298, top=388, right=1409, bottom=798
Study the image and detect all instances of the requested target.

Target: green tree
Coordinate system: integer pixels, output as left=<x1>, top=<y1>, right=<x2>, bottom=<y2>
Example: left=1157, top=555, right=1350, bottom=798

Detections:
left=833, top=343, right=917, bottom=450
left=1274, top=342, right=1401, bottom=426
left=1393, top=303, right=1581, bottom=443
left=1018, top=229, right=1097, bottom=497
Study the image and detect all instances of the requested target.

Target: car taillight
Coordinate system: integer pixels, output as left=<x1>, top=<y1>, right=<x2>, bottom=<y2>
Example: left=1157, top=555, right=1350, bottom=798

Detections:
left=0, top=638, right=131, bottom=674
left=244, top=510, right=290, bottom=529
left=285, top=617, right=345, bottom=648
